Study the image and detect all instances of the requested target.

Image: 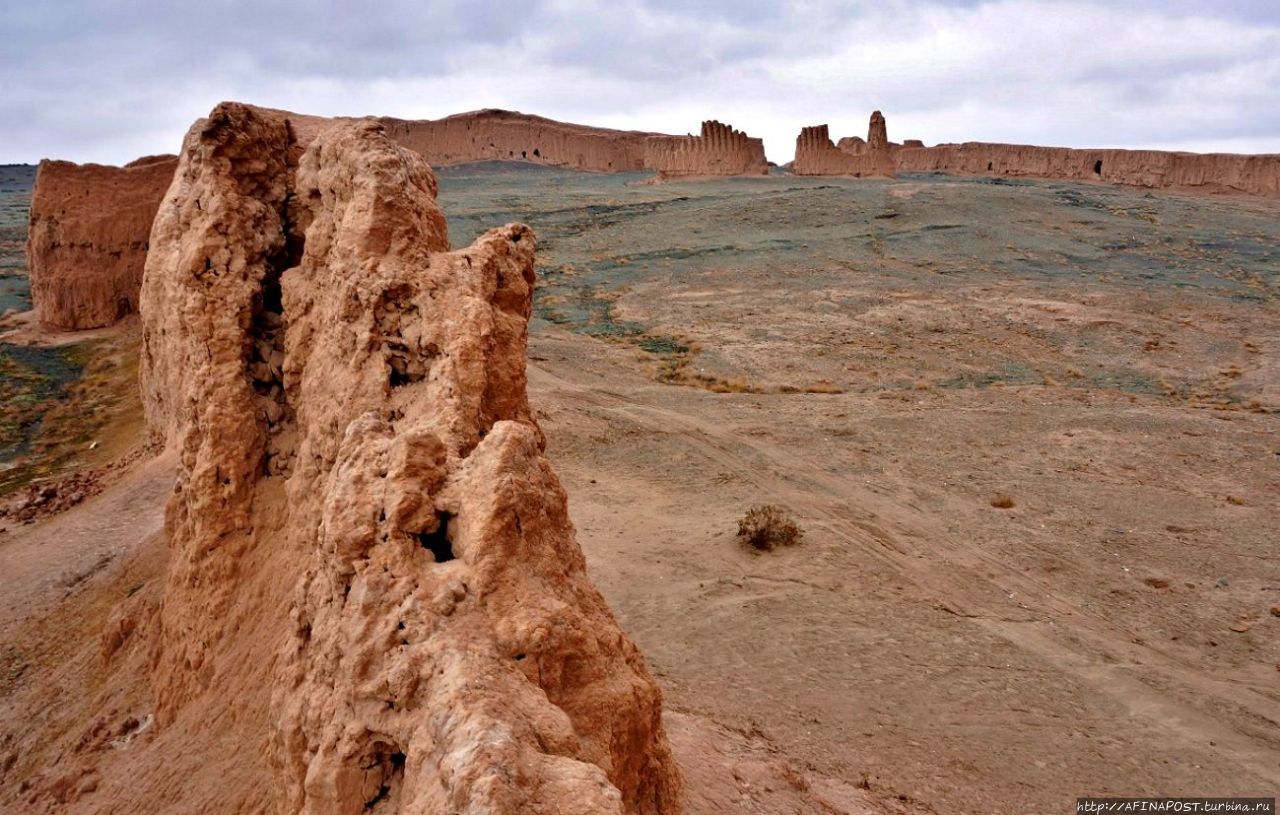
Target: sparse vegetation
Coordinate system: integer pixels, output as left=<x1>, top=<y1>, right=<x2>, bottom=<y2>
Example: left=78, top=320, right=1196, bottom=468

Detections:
left=990, top=494, right=1016, bottom=509
left=737, top=504, right=803, bottom=552
left=802, top=380, right=844, bottom=394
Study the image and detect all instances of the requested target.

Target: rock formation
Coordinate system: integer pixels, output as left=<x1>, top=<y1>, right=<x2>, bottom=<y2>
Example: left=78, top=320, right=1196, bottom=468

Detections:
left=792, top=123, right=895, bottom=178
left=26, top=154, right=178, bottom=329
left=894, top=141, right=1280, bottom=195
left=137, top=102, right=681, bottom=813
left=643, top=120, right=768, bottom=178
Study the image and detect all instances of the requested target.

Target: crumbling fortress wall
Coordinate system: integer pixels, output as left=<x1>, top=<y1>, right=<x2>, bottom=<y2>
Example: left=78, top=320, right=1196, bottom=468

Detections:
left=130, top=102, right=682, bottom=814
left=643, top=120, right=768, bottom=177
left=26, top=109, right=769, bottom=333
left=25, top=154, right=178, bottom=329
left=381, top=109, right=767, bottom=177
left=894, top=141, right=1280, bottom=196
left=380, top=109, right=655, bottom=172
left=792, top=114, right=895, bottom=178
left=793, top=111, right=1280, bottom=197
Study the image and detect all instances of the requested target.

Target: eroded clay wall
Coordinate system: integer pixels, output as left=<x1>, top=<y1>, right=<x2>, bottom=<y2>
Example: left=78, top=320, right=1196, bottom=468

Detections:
left=25, top=154, right=178, bottom=330
left=132, top=102, right=683, bottom=814
left=24, top=107, right=775, bottom=333
left=895, top=142, right=1280, bottom=196
left=644, top=120, right=768, bottom=177
left=792, top=125, right=895, bottom=177
left=381, top=109, right=654, bottom=172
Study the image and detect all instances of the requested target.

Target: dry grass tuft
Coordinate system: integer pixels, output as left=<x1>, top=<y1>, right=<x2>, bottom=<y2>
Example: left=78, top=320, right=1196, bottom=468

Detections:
left=989, top=494, right=1016, bottom=509
left=707, top=377, right=753, bottom=393
left=802, top=380, right=845, bottom=394
left=737, top=504, right=803, bottom=552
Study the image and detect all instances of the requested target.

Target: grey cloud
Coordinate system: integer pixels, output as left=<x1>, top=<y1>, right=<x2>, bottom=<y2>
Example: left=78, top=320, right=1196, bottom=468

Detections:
left=3, top=0, right=1279, bottom=164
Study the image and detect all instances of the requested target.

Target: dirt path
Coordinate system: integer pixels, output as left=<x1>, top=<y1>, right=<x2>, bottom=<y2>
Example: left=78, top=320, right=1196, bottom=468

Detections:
left=526, top=327, right=1280, bottom=813
left=0, top=452, right=174, bottom=643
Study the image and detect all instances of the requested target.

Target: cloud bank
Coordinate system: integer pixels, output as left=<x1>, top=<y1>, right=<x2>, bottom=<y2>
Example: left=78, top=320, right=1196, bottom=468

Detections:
left=5, top=0, right=1279, bottom=164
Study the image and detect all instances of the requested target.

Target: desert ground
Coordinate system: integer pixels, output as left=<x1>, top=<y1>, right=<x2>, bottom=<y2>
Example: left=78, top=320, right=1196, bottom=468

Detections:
left=2, top=162, right=1278, bottom=813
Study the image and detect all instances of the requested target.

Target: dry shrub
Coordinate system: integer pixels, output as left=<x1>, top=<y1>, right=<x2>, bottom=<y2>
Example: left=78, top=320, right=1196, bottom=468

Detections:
left=737, top=504, right=803, bottom=552
left=707, top=377, right=753, bottom=393
left=803, top=380, right=845, bottom=394
left=990, top=494, right=1016, bottom=509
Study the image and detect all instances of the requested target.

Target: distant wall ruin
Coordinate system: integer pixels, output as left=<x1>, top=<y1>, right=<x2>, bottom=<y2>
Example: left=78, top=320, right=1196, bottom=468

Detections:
left=643, top=120, right=768, bottom=177
left=792, top=111, right=1280, bottom=197
left=792, top=119, right=895, bottom=178
left=894, top=142, right=1280, bottom=197
left=380, top=109, right=654, bottom=172
left=25, top=154, right=178, bottom=330
left=25, top=108, right=771, bottom=332
left=382, top=109, right=766, bottom=176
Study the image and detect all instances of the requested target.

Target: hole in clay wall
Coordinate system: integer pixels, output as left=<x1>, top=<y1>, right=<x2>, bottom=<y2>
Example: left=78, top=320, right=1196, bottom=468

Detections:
left=987, top=161, right=993, bottom=171
left=415, top=511, right=455, bottom=563
left=532, top=148, right=541, bottom=157
left=1094, top=159, right=1103, bottom=176
left=375, top=285, right=430, bottom=388
left=521, top=150, right=527, bottom=159
left=360, top=743, right=406, bottom=811
left=388, top=363, right=424, bottom=388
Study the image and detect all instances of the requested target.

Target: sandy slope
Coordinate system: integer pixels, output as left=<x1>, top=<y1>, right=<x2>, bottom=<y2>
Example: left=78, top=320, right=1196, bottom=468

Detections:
left=2, top=315, right=1276, bottom=812
left=2, top=168, right=1277, bottom=812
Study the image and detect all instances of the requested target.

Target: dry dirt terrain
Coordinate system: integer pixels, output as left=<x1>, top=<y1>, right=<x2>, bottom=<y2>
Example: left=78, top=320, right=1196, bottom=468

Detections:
left=2, top=164, right=1277, bottom=813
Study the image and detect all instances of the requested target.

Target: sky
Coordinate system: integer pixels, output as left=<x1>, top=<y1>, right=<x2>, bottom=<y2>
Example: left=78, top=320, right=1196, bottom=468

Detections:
left=5, top=0, right=1280, bottom=165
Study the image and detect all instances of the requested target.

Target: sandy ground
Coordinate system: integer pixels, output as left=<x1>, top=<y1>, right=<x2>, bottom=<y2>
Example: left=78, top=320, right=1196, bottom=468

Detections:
left=1, top=168, right=1277, bottom=813
left=527, top=322, right=1278, bottom=813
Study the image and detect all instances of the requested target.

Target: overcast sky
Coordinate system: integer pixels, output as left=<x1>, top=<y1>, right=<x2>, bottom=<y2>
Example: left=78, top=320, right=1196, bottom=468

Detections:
left=5, top=0, right=1280, bottom=165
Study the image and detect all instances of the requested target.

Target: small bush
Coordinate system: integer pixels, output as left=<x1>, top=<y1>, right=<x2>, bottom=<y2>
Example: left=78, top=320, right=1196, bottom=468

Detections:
left=737, top=504, right=803, bottom=552
left=803, top=381, right=845, bottom=394
left=990, top=494, right=1016, bottom=509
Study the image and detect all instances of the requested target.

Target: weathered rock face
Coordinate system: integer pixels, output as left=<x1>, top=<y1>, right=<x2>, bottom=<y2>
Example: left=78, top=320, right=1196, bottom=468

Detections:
left=26, top=154, right=178, bottom=329
left=140, top=103, right=681, bottom=814
left=644, top=120, right=768, bottom=177
left=894, top=141, right=1280, bottom=195
left=792, top=124, right=895, bottom=178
